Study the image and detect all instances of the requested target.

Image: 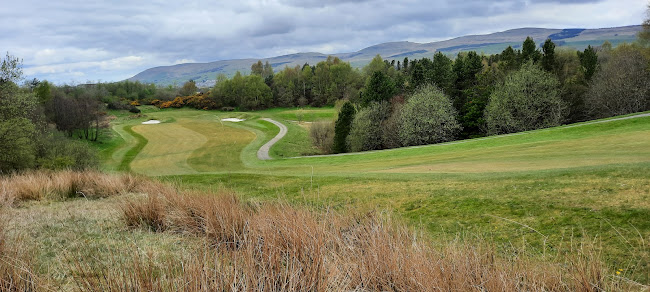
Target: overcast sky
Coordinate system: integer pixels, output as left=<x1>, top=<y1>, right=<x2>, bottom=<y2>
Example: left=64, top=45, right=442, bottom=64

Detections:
left=2, top=0, right=646, bottom=84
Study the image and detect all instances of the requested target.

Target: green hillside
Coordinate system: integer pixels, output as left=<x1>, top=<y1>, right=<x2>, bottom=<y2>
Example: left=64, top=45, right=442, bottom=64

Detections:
left=95, top=107, right=650, bottom=282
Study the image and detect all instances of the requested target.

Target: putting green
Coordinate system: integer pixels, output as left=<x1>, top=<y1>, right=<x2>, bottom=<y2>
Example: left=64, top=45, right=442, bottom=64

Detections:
left=129, top=116, right=256, bottom=176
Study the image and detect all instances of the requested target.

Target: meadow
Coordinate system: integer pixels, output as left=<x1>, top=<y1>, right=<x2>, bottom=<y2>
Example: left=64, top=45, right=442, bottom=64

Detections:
left=2, top=106, right=649, bottom=289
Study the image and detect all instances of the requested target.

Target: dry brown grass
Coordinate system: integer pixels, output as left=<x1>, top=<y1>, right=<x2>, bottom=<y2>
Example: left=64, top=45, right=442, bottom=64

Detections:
left=0, top=212, right=40, bottom=291
left=108, top=186, right=647, bottom=291
left=1, top=170, right=647, bottom=291
left=0, top=170, right=144, bottom=206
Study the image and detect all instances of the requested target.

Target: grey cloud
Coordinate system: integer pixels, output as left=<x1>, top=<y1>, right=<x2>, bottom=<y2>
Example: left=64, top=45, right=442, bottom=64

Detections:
left=2, top=0, right=643, bottom=83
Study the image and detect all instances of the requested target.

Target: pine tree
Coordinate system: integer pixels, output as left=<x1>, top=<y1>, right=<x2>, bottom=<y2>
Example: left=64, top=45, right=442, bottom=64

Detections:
left=333, top=102, right=355, bottom=153
left=577, top=45, right=598, bottom=81
left=362, top=71, right=395, bottom=106
left=541, top=38, right=556, bottom=72
left=522, top=37, right=541, bottom=63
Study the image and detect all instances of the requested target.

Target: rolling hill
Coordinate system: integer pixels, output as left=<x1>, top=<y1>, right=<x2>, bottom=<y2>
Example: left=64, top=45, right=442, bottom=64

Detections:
left=129, top=25, right=642, bottom=87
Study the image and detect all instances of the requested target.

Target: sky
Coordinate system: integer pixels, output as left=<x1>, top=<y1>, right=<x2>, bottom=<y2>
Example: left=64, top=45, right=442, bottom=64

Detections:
left=1, top=0, right=647, bottom=84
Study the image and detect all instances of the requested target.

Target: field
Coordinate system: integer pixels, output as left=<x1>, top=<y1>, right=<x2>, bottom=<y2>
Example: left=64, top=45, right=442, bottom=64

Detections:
left=3, top=106, right=650, bottom=288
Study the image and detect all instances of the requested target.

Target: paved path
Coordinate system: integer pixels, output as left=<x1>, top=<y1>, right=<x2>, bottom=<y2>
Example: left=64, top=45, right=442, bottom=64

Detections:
left=257, top=118, right=288, bottom=160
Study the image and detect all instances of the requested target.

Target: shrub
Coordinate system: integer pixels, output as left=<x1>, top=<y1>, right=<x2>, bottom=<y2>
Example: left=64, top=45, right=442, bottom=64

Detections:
left=309, top=121, right=335, bottom=154
left=399, top=85, right=460, bottom=146
left=347, top=101, right=391, bottom=152
left=36, top=134, right=98, bottom=171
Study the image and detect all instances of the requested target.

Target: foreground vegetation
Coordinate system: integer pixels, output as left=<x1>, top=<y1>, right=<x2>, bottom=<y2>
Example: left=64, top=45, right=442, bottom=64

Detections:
left=2, top=171, right=647, bottom=290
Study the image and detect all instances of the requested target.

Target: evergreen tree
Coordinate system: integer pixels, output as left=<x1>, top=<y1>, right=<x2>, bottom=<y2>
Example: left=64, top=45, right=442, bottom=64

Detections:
left=541, top=38, right=556, bottom=72
left=430, top=52, right=455, bottom=95
left=522, top=37, right=541, bottom=63
left=577, top=45, right=598, bottom=81
left=362, top=71, right=395, bottom=106
left=500, top=46, right=520, bottom=72
left=332, top=101, right=355, bottom=153
left=410, top=62, right=427, bottom=90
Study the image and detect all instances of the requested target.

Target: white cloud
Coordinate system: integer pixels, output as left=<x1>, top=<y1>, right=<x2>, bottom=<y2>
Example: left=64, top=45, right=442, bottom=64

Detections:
left=2, top=0, right=645, bottom=84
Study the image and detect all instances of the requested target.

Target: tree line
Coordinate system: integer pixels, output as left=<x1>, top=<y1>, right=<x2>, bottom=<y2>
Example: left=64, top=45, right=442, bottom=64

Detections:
left=315, top=33, right=650, bottom=154
left=0, top=54, right=99, bottom=172
left=3, top=7, right=649, bottom=171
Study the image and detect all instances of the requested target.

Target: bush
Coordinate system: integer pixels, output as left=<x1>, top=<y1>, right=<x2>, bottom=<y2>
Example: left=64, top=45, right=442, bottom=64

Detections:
left=309, top=121, right=335, bottom=154
left=347, top=101, right=391, bottom=152
left=36, top=134, right=98, bottom=171
left=485, top=62, right=564, bottom=135
left=129, top=107, right=141, bottom=114
left=399, top=85, right=460, bottom=146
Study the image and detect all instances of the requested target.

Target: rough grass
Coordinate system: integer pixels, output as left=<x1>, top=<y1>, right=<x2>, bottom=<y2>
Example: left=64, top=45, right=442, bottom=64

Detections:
left=93, top=184, right=644, bottom=291
left=2, top=170, right=648, bottom=290
left=0, top=213, right=41, bottom=291
left=0, top=170, right=142, bottom=206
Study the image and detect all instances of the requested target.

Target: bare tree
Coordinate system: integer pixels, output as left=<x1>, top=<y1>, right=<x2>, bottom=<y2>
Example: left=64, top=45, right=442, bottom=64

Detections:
left=586, top=47, right=650, bottom=118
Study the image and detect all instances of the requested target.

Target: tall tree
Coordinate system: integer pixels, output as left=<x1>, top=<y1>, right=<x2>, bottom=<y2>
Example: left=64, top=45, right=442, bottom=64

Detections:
left=347, top=101, right=391, bottom=152
left=430, top=52, right=456, bottom=95
left=251, top=60, right=263, bottom=76
left=399, top=84, right=460, bottom=146
left=521, top=37, right=541, bottom=63
left=541, top=38, right=556, bottom=72
left=362, top=71, right=396, bottom=106
left=180, top=80, right=197, bottom=96
left=332, top=102, right=356, bottom=153
left=263, top=61, right=274, bottom=86
left=500, top=46, right=520, bottom=72
left=586, top=46, right=650, bottom=118
left=0, top=53, right=37, bottom=171
left=486, top=62, right=564, bottom=135
left=577, top=45, right=598, bottom=81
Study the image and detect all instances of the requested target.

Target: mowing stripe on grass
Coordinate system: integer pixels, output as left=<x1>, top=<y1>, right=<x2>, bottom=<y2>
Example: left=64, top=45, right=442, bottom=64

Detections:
left=118, top=125, right=148, bottom=171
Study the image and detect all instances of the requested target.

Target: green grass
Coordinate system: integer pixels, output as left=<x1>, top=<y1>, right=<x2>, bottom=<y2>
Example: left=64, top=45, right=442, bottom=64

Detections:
left=92, top=107, right=650, bottom=282
left=119, top=125, right=148, bottom=171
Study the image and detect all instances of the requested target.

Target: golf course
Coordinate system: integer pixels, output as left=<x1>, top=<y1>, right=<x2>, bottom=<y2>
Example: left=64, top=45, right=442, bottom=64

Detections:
left=91, top=106, right=650, bottom=282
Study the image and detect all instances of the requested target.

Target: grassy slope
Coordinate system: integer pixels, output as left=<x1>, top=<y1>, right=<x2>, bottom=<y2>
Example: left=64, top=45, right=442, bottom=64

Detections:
left=97, top=107, right=650, bottom=281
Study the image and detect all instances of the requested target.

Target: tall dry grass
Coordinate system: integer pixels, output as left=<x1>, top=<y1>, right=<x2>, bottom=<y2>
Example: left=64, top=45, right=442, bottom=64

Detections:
left=0, top=213, right=40, bottom=291
left=0, top=170, right=144, bottom=206
left=1, top=170, right=647, bottom=291
left=95, top=186, right=646, bottom=291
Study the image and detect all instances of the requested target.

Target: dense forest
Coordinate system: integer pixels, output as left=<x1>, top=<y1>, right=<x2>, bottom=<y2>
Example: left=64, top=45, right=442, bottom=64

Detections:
left=1, top=19, right=649, bottom=171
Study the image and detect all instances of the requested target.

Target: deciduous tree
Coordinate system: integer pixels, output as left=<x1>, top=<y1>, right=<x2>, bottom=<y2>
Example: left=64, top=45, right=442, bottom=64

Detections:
left=486, top=62, right=564, bottom=135
left=586, top=46, right=650, bottom=118
left=399, top=85, right=460, bottom=146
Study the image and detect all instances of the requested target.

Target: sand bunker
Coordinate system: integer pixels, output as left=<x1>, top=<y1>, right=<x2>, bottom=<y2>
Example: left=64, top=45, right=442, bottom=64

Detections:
left=221, top=118, right=245, bottom=122
left=142, top=120, right=161, bottom=124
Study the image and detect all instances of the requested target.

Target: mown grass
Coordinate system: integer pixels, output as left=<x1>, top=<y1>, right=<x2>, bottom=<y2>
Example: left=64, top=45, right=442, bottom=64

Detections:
left=90, top=107, right=650, bottom=283
left=118, top=125, right=148, bottom=171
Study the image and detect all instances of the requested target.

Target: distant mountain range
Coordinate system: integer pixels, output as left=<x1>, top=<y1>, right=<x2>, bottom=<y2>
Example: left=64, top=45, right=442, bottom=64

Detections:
left=129, top=25, right=642, bottom=87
